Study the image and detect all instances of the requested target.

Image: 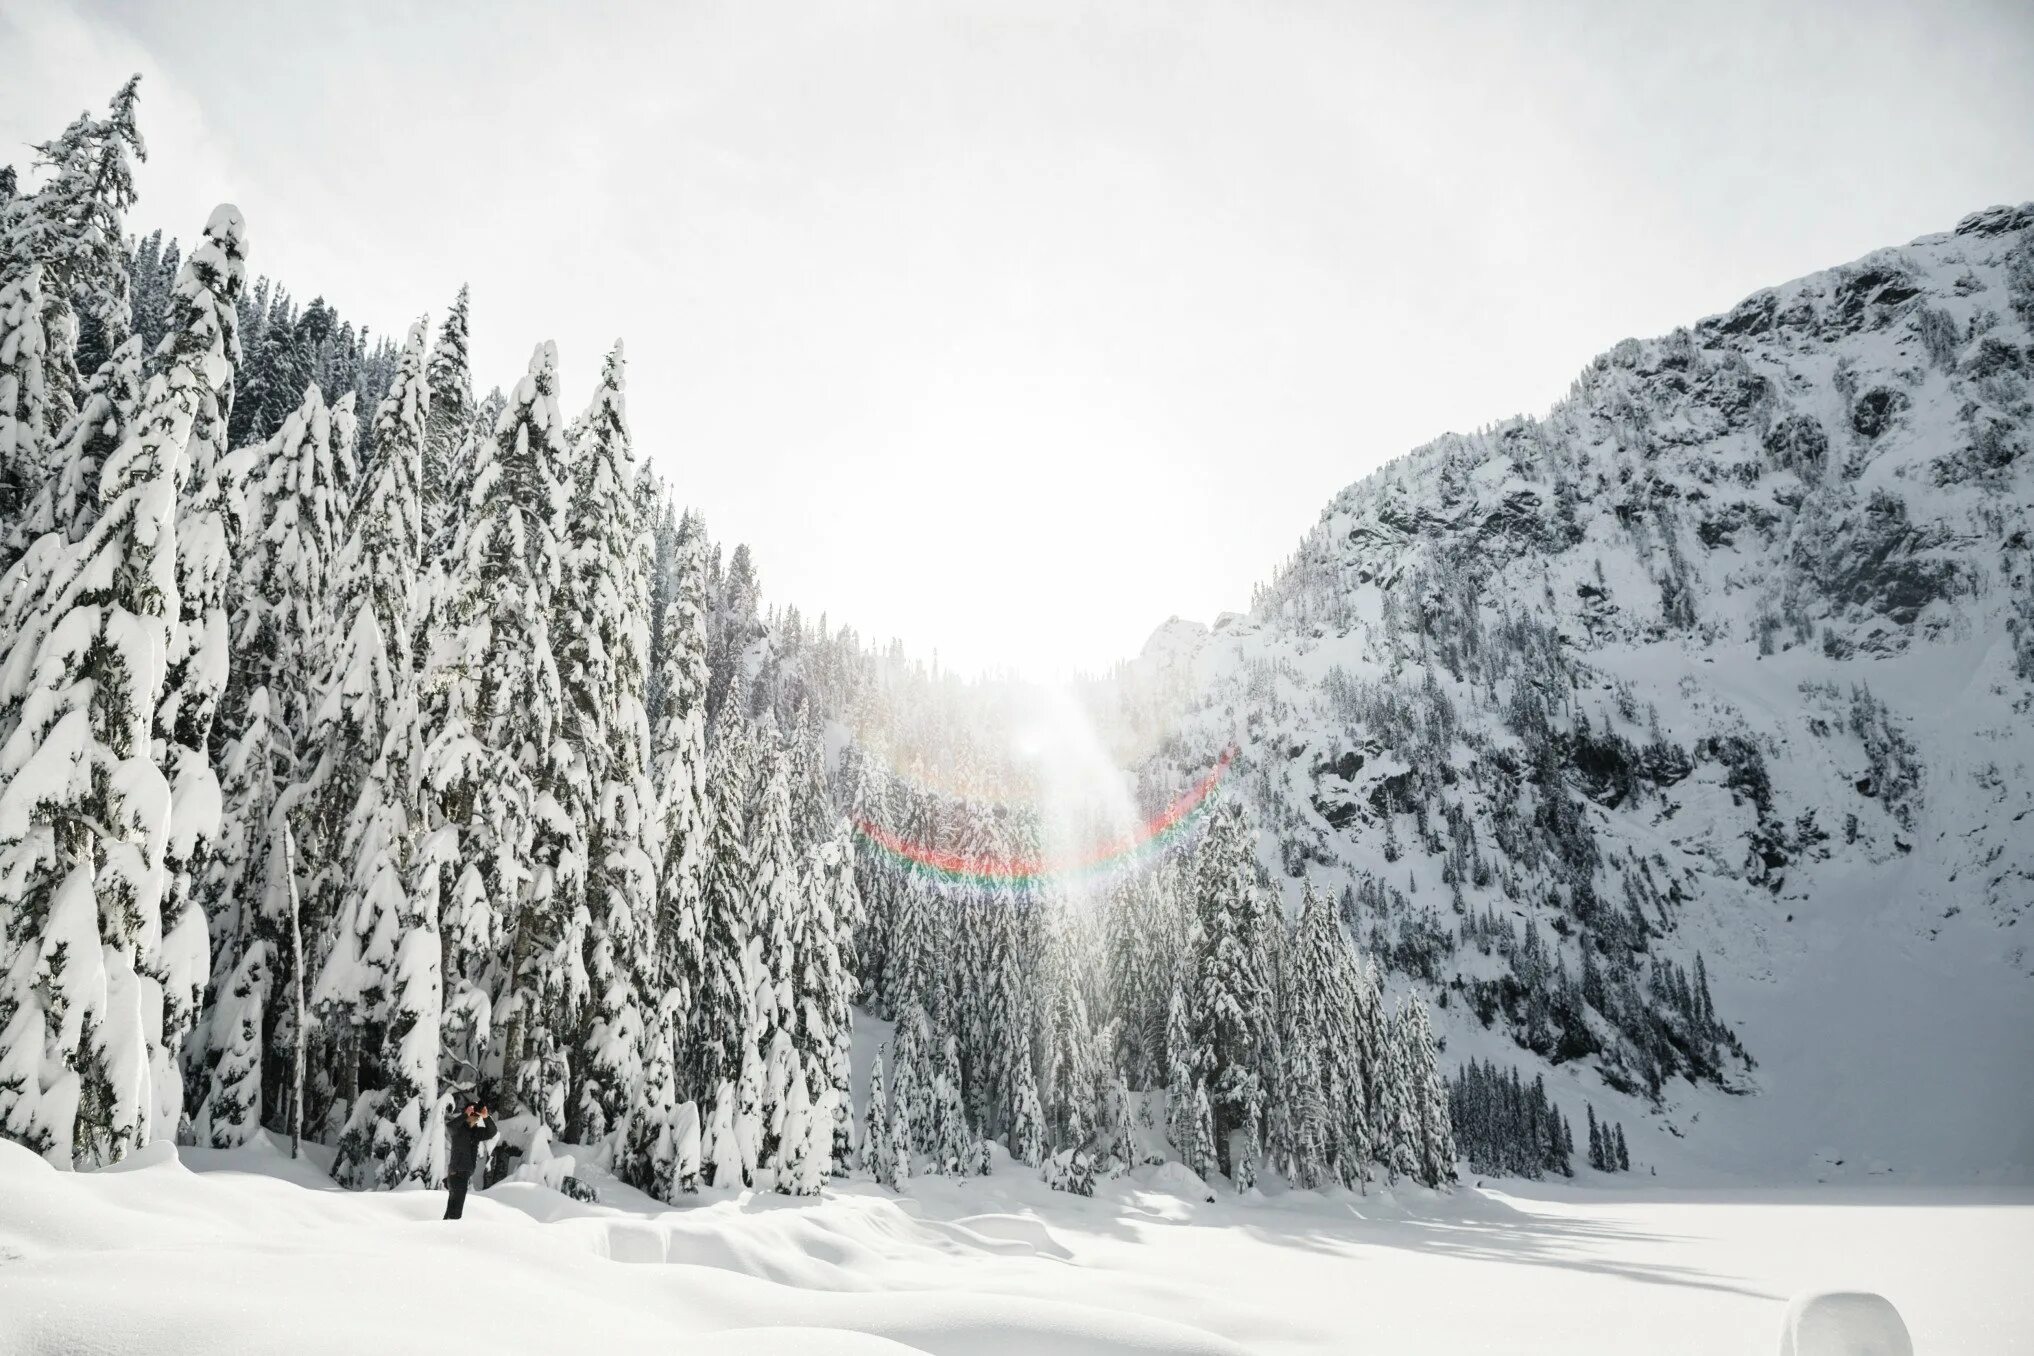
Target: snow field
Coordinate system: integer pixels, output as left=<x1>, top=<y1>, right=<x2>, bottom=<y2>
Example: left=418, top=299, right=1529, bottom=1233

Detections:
left=2, top=1135, right=2028, bottom=1355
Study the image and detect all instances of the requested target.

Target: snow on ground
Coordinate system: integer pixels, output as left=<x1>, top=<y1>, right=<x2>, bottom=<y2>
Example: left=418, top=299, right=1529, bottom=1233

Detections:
left=2, top=1135, right=2027, bottom=1355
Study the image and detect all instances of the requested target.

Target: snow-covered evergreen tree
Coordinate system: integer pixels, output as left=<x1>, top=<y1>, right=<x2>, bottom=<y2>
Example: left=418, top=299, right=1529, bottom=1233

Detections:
left=1099, top=1073, right=1136, bottom=1172
left=1009, top=1059, right=1044, bottom=1169
left=148, top=207, right=249, bottom=1137
left=1189, top=801, right=1273, bottom=1187
left=1398, top=997, right=1454, bottom=1187
left=703, top=1080, right=743, bottom=1189
left=760, top=1026, right=798, bottom=1166
left=864, top=1045, right=896, bottom=1189
left=732, top=1028, right=764, bottom=1185
left=619, top=992, right=683, bottom=1199
left=1187, top=1079, right=1219, bottom=1184
left=773, top=1058, right=821, bottom=1194
left=1162, top=981, right=1196, bottom=1162
left=649, top=505, right=709, bottom=1081
left=746, top=732, right=801, bottom=1060
left=13, top=76, right=145, bottom=379
left=1379, top=999, right=1421, bottom=1182
left=689, top=710, right=755, bottom=1100
left=558, top=343, right=655, bottom=1146
left=0, top=266, right=58, bottom=532
left=420, top=341, right=575, bottom=1123
left=189, top=673, right=281, bottom=1144
left=422, top=285, right=472, bottom=551
left=931, top=1032, right=971, bottom=1175
left=878, top=801, right=941, bottom=1020
left=1040, top=904, right=1102, bottom=1157
left=813, top=823, right=861, bottom=1172
left=0, top=76, right=146, bottom=522
left=18, top=335, right=145, bottom=553
left=890, top=1003, right=931, bottom=1160
left=305, top=321, right=433, bottom=1185
left=190, top=834, right=274, bottom=1148
left=674, top=1097, right=702, bottom=1192
left=0, top=203, right=245, bottom=1165
left=201, top=382, right=344, bottom=1114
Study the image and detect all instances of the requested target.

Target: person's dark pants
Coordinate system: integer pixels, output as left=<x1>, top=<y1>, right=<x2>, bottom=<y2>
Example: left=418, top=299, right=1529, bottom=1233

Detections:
left=444, top=1172, right=470, bottom=1220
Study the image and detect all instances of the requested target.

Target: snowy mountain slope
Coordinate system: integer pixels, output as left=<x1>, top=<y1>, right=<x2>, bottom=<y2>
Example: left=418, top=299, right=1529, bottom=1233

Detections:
left=1121, top=203, right=2034, bottom=1183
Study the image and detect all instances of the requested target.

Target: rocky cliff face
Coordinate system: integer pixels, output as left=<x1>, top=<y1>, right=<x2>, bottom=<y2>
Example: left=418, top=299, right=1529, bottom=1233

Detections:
left=1127, top=204, right=2034, bottom=1179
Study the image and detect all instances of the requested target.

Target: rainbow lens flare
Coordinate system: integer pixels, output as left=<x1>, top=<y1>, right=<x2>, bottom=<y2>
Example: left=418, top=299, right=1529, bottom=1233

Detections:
left=852, top=746, right=1236, bottom=891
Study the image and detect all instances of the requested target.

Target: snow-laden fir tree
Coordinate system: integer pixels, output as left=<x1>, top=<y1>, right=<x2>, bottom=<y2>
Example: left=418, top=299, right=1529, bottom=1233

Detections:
left=557, top=343, right=655, bottom=1147
left=878, top=797, right=943, bottom=1021
left=674, top=1097, right=702, bottom=1192
left=35, top=77, right=144, bottom=375
left=1397, top=996, right=1454, bottom=1187
left=0, top=204, right=245, bottom=1165
left=0, top=265, right=58, bottom=532
left=1105, top=869, right=1180, bottom=1089
left=731, top=1025, right=764, bottom=1185
left=198, top=375, right=352, bottom=1147
left=238, top=382, right=347, bottom=736
left=199, top=382, right=343, bottom=1083
left=419, top=342, right=575, bottom=1123
left=1378, top=999, right=1421, bottom=1182
left=1009, top=1059, right=1045, bottom=1169
left=188, top=800, right=280, bottom=1148
left=890, top=1002, right=930, bottom=1160
left=0, top=74, right=145, bottom=449
left=14, top=335, right=145, bottom=554
left=703, top=1079, right=742, bottom=1189
left=149, top=209, right=250, bottom=1138
left=189, top=661, right=285, bottom=1145
left=760, top=1026, right=798, bottom=1165
left=931, top=1032, right=971, bottom=1176
left=1354, top=957, right=1389, bottom=1168
left=773, top=1055, right=829, bottom=1195
left=806, top=1084, right=839, bottom=1188
left=1189, top=800, right=1273, bottom=1188
left=1098, top=1073, right=1136, bottom=1172
left=1280, top=882, right=1344, bottom=1189
left=647, top=505, right=709, bottom=1087
left=1163, top=981, right=1197, bottom=1165
left=1039, top=902, right=1102, bottom=1159
left=746, top=731, right=801, bottom=1062
left=312, top=323, right=435, bottom=1187
left=1187, top=1079, right=1219, bottom=1185
left=688, top=708, right=755, bottom=1101
left=619, top=991, right=684, bottom=1200
left=864, top=1044, right=897, bottom=1189
left=843, top=751, right=897, bottom=1002
left=972, top=832, right=1037, bottom=1144
left=811, top=822, right=862, bottom=1172
left=421, top=285, right=472, bottom=551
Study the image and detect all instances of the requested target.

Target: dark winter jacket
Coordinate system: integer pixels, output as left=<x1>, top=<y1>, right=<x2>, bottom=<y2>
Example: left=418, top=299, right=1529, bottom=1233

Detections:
left=447, top=1111, right=497, bottom=1178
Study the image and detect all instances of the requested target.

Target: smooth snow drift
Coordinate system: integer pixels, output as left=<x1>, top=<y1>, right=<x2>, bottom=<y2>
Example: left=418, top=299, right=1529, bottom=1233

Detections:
left=2, top=1136, right=2027, bottom=1355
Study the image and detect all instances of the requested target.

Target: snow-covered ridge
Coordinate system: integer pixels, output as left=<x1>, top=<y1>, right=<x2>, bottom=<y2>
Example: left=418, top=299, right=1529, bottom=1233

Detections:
left=1145, top=204, right=2034, bottom=1182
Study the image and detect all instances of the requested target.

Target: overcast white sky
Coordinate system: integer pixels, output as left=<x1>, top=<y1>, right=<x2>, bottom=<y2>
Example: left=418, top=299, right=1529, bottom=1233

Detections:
left=5, top=1, right=2032, bottom=677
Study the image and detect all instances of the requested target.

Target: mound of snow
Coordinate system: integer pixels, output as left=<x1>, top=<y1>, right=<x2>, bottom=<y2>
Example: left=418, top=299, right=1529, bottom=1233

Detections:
left=1778, top=1291, right=1913, bottom=1356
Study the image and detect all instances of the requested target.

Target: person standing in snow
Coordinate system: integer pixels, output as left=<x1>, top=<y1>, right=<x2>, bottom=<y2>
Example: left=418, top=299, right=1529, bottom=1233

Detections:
left=443, top=1101, right=497, bottom=1220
